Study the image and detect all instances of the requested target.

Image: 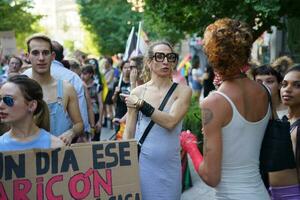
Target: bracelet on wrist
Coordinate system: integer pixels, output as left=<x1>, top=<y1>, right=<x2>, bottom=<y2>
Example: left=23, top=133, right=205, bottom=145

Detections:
left=140, top=100, right=155, bottom=117
left=135, top=99, right=144, bottom=109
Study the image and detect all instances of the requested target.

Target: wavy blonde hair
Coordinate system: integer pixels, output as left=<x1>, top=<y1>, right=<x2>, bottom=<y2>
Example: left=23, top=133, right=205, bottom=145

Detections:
left=141, top=41, right=178, bottom=82
left=203, top=18, right=253, bottom=77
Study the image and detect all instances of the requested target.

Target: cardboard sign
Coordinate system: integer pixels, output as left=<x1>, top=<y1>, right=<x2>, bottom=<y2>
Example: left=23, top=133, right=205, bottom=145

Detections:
left=0, top=140, right=141, bottom=200
left=0, top=31, right=17, bottom=56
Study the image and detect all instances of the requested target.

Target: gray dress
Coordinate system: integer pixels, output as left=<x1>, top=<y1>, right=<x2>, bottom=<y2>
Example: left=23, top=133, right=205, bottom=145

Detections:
left=135, top=108, right=182, bottom=200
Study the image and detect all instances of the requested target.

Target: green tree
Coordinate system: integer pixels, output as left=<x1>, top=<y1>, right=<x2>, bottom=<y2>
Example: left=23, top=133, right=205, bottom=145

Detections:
left=0, top=0, right=41, bottom=49
left=144, top=0, right=300, bottom=43
left=77, top=0, right=142, bottom=55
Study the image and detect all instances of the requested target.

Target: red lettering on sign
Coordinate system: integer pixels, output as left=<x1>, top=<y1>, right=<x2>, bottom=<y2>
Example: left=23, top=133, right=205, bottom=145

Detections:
left=45, top=175, right=63, bottom=200
left=93, top=169, right=112, bottom=197
left=13, top=179, right=32, bottom=200
left=68, top=169, right=92, bottom=199
left=0, top=182, right=8, bottom=200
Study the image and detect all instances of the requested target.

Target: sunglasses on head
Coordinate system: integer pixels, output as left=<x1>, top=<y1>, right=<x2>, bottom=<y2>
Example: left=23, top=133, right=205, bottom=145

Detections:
left=153, top=52, right=178, bottom=63
left=0, top=96, right=14, bottom=107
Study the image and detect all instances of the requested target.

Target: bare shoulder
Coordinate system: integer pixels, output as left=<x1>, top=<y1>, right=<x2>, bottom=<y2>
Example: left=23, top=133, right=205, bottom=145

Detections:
left=176, top=83, right=192, bottom=97
left=63, top=80, right=76, bottom=96
left=200, top=92, right=224, bottom=108
left=200, top=92, right=228, bottom=123
left=130, top=83, right=146, bottom=97
left=50, top=135, right=65, bottom=148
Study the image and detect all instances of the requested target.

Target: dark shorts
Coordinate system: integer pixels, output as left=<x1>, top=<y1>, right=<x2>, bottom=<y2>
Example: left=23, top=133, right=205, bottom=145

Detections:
left=104, top=89, right=114, bottom=105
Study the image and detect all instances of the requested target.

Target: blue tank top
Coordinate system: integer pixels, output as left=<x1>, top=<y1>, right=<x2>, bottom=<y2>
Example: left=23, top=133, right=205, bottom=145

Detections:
left=0, top=129, right=51, bottom=151
left=48, top=80, right=72, bottom=136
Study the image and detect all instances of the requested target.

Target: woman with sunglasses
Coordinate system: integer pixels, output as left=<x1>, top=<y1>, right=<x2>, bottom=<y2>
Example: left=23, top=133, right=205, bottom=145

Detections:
left=0, top=75, right=64, bottom=151
left=122, top=41, right=192, bottom=200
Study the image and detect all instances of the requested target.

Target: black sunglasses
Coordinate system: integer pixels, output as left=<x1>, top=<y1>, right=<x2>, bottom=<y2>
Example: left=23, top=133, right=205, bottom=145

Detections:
left=153, top=52, right=178, bottom=63
left=0, top=96, right=14, bottom=107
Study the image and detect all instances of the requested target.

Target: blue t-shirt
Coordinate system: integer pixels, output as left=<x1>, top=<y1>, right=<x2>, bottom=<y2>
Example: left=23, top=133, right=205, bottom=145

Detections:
left=0, top=128, right=51, bottom=152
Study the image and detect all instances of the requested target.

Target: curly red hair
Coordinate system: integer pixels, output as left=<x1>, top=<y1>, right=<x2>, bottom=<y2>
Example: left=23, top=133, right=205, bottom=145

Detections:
left=203, top=18, right=253, bottom=77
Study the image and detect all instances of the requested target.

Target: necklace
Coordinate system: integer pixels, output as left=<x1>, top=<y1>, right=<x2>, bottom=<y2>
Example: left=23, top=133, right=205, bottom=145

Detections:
left=222, top=73, right=247, bottom=82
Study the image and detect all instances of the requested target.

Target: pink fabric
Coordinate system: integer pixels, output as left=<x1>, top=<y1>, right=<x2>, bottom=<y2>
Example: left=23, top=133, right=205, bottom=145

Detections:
left=180, top=130, right=203, bottom=171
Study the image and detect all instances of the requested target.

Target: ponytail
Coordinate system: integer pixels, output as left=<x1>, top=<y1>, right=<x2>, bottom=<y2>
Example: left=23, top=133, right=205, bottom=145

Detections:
left=34, top=99, right=50, bottom=131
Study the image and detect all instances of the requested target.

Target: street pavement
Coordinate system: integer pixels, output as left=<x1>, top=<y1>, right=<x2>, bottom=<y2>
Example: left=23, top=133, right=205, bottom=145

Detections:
left=100, top=127, right=215, bottom=200
left=181, top=157, right=215, bottom=200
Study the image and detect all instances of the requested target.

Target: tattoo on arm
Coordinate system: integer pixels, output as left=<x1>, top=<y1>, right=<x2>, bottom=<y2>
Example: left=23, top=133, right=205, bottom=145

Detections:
left=202, top=108, right=213, bottom=125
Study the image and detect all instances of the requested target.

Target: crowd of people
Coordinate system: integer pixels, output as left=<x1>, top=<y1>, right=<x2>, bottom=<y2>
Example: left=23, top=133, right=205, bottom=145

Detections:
left=0, top=17, right=300, bottom=200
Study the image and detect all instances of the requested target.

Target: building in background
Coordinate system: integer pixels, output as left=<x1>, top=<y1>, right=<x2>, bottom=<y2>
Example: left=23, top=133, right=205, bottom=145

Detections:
left=32, top=0, right=90, bottom=55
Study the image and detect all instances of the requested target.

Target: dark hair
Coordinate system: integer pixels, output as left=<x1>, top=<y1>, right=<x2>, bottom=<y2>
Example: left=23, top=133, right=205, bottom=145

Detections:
left=61, top=60, right=70, bottom=69
left=283, top=64, right=300, bottom=180
left=82, top=65, right=94, bottom=75
left=51, top=41, right=64, bottom=62
left=26, top=33, right=53, bottom=53
left=105, top=57, right=113, bottom=66
left=7, top=75, right=50, bottom=131
left=252, top=65, right=283, bottom=83
left=130, top=55, right=144, bottom=70
left=191, top=55, right=200, bottom=69
left=9, top=56, right=23, bottom=67
left=120, top=61, right=129, bottom=70
left=69, top=60, right=80, bottom=70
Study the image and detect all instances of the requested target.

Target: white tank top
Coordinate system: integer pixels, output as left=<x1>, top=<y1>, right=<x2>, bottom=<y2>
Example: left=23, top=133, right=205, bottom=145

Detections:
left=213, top=91, right=271, bottom=200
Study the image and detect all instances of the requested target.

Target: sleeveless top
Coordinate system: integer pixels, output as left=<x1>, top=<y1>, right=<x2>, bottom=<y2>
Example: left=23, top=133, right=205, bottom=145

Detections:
left=48, top=80, right=72, bottom=137
left=0, top=129, right=51, bottom=151
left=87, top=81, right=102, bottom=114
left=213, top=91, right=271, bottom=200
left=134, top=108, right=182, bottom=200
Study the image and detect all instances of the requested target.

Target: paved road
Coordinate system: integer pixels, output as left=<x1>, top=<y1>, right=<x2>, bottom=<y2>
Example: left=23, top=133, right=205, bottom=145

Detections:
left=181, top=157, right=215, bottom=200
left=101, top=127, right=215, bottom=200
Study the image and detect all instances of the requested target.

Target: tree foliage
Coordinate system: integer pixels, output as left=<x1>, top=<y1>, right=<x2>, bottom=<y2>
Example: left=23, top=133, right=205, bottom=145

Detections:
left=77, top=0, right=142, bottom=55
left=144, top=0, right=300, bottom=43
left=0, top=0, right=41, bottom=50
left=0, top=0, right=40, bottom=32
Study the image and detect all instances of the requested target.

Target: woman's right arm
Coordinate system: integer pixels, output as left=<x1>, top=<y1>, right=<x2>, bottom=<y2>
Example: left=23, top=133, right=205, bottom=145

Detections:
left=198, top=94, right=225, bottom=187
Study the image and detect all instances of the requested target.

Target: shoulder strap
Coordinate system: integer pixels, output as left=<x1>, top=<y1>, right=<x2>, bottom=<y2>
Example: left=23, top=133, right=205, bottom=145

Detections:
left=57, top=79, right=64, bottom=102
left=138, top=83, right=178, bottom=146
left=261, top=84, right=274, bottom=119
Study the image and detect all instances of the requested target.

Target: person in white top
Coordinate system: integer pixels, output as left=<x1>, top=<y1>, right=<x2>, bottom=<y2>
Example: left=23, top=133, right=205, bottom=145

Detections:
left=182, top=18, right=271, bottom=199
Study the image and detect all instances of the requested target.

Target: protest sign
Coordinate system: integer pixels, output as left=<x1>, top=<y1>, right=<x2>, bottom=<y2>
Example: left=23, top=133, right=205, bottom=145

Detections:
left=0, top=140, right=141, bottom=200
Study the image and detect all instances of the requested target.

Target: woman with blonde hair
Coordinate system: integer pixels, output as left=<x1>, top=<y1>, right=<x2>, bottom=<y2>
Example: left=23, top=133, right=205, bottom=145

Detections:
left=122, top=41, right=192, bottom=200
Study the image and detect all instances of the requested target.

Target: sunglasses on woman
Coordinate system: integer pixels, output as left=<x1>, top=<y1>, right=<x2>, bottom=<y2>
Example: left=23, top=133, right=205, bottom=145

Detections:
left=0, top=96, right=14, bottom=107
left=153, top=52, right=178, bottom=63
